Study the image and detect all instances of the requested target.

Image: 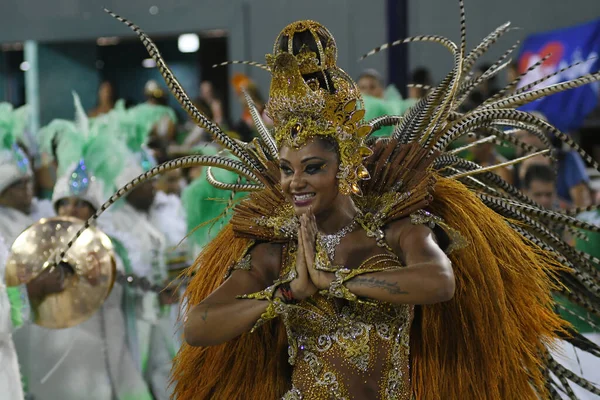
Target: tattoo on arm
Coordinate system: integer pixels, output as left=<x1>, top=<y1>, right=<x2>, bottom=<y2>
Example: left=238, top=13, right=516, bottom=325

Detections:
left=350, top=276, right=409, bottom=295
left=197, top=301, right=237, bottom=323
left=200, top=304, right=211, bottom=322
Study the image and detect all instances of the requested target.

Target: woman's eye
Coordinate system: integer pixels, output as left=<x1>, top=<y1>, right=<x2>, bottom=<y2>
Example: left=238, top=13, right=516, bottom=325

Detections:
left=280, top=166, right=293, bottom=176
left=305, top=164, right=324, bottom=174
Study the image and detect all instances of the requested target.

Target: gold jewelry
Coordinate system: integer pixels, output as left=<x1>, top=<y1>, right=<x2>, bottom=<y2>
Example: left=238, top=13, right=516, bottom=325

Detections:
left=265, top=21, right=373, bottom=195
left=328, top=267, right=358, bottom=301
left=316, top=213, right=359, bottom=262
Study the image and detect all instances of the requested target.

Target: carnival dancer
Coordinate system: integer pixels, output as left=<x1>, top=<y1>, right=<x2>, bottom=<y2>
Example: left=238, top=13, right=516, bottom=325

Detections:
left=58, top=5, right=600, bottom=399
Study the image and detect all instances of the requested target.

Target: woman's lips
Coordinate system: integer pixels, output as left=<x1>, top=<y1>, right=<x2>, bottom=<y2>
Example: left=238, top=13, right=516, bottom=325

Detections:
left=292, top=192, right=315, bottom=207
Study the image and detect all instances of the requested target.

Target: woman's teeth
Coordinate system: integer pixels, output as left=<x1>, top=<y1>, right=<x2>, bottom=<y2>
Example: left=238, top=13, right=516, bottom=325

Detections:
left=294, top=193, right=315, bottom=201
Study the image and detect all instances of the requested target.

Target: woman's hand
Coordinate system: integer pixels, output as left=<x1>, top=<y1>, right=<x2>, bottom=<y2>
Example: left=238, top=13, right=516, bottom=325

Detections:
left=287, top=216, right=318, bottom=301
left=303, top=212, right=334, bottom=291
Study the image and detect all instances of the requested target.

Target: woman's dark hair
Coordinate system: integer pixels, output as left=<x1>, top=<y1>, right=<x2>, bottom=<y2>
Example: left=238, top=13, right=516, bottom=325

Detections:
left=277, top=29, right=332, bottom=64
left=277, top=28, right=337, bottom=94
left=315, top=136, right=339, bottom=161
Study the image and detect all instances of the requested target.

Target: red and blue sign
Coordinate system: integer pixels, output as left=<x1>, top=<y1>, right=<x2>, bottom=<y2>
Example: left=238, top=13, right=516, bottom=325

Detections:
left=517, top=18, right=600, bottom=133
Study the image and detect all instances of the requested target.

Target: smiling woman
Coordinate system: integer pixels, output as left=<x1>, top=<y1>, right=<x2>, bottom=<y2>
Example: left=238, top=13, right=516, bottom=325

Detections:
left=175, top=20, right=457, bottom=399
left=87, top=4, right=600, bottom=400
left=279, top=139, right=341, bottom=216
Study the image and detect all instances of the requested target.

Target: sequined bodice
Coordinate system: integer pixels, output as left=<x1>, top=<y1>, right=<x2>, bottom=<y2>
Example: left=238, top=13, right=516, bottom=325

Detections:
left=280, top=254, right=414, bottom=400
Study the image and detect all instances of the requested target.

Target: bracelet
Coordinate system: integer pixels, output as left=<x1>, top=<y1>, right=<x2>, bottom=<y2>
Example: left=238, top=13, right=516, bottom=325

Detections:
left=278, top=282, right=298, bottom=304
left=249, top=297, right=285, bottom=333
left=326, top=268, right=358, bottom=301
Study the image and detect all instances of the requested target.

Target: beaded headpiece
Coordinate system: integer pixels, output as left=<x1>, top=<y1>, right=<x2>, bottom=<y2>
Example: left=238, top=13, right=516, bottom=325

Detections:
left=40, top=93, right=128, bottom=211
left=265, top=20, right=373, bottom=195
left=0, top=103, right=32, bottom=194
left=51, top=10, right=600, bottom=400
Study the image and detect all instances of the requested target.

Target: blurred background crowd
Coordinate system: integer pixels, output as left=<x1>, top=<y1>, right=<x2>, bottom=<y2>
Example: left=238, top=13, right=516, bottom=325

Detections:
left=0, top=0, right=599, bottom=399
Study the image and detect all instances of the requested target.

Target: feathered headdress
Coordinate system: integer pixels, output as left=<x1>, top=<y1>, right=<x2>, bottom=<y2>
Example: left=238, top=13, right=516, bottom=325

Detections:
left=266, top=21, right=373, bottom=195
left=99, top=100, right=176, bottom=187
left=50, top=5, right=600, bottom=399
left=0, top=103, right=31, bottom=194
left=39, top=92, right=128, bottom=211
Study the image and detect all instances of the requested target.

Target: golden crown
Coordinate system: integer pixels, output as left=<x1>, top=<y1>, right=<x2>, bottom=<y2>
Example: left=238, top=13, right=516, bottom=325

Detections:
left=265, top=20, right=372, bottom=195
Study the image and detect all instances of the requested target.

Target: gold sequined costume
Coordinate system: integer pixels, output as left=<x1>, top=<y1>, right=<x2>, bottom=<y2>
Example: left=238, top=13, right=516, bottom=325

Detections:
left=276, top=257, right=415, bottom=400
left=75, top=3, right=600, bottom=398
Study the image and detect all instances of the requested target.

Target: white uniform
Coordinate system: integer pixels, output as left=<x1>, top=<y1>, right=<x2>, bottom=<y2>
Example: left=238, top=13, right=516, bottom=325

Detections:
left=150, top=191, right=189, bottom=351
left=18, top=250, right=154, bottom=400
left=110, top=202, right=173, bottom=400
left=0, top=201, right=46, bottom=399
left=0, top=236, right=26, bottom=400
left=0, top=202, right=152, bottom=399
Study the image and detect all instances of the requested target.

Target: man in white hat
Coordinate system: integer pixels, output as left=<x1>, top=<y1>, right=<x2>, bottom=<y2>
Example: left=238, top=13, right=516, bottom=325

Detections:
left=0, top=103, right=53, bottom=244
left=0, top=103, right=62, bottom=400
left=14, top=98, right=155, bottom=400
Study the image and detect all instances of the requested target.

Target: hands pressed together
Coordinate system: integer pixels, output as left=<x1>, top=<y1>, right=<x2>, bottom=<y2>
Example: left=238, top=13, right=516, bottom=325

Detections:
left=286, top=211, right=335, bottom=301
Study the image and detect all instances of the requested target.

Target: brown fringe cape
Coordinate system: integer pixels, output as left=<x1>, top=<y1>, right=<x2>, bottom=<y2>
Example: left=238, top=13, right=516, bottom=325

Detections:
left=171, top=177, right=565, bottom=399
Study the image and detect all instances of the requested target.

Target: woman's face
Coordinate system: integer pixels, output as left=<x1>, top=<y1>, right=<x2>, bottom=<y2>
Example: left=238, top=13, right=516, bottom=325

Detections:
left=279, top=139, right=340, bottom=216
left=56, top=197, right=95, bottom=221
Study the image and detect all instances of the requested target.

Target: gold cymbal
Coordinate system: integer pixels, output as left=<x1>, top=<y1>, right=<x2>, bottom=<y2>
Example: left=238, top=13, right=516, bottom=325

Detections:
left=5, top=216, right=116, bottom=329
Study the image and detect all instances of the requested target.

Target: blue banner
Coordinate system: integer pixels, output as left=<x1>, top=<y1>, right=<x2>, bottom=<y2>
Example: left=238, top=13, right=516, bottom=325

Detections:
left=517, top=18, right=600, bottom=133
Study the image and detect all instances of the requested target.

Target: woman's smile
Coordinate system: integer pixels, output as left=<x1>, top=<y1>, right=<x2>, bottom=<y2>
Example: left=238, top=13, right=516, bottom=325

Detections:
left=292, top=192, right=316, bottom=207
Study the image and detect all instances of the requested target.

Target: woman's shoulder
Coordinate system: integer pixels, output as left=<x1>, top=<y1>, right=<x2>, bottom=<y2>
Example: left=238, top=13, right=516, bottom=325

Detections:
left=376, top=217, right=412, bottom=258
left=383, top=216, right=414, bottom=239
left=382, top=213, right=447, bottom=252
left=250, top=241, right=283, bottom=260
left=248, top=241, right=285, bottom=279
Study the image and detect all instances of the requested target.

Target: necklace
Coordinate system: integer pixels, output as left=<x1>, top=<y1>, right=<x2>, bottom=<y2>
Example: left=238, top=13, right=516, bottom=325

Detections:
left=316, top=212, right=361, bottom=262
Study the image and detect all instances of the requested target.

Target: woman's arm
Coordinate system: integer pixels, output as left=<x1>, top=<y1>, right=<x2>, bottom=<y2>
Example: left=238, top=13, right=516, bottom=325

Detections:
left=346, top=223, right=454, bottom=304
left=306, top=215, right=455, bottom=305
left=183, top=243, right=281, bottom=347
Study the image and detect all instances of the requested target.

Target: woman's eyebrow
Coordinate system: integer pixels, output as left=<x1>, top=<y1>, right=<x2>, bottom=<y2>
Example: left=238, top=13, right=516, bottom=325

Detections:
left=300, top=157, right=326, bottom=163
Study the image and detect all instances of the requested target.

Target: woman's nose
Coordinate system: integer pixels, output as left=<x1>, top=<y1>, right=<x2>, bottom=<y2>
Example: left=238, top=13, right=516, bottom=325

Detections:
left=290, top=172, right=306, bottom=190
